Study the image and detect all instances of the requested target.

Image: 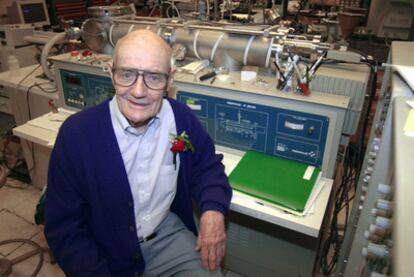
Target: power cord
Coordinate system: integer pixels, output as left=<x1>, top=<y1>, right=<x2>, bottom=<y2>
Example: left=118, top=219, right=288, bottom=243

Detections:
left=319, top=58, right=379, bottom=275
left=0, top=132, right=27, bottom=188
left=24, top=81, right=58, bottom=175
left=26, top=81, right=57, bottom=120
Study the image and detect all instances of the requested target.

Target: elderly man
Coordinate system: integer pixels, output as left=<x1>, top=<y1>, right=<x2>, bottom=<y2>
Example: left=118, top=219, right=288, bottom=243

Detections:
left=45, top=30, right=232, bottom=276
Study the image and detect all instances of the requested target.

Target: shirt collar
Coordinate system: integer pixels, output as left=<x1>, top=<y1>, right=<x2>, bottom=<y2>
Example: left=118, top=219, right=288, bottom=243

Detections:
left=110, top=96, right=161, bottom=135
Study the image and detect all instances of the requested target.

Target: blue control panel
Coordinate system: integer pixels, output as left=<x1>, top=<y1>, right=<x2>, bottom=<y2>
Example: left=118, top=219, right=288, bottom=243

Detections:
left=60, top=69, right=114, bottom=109
left=177, top=91, right=329, bottom=167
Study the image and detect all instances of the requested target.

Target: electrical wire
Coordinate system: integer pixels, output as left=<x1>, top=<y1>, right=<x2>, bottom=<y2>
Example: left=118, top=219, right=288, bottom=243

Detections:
left=2, top=64, right=40, bottom=177
left=16, top=64, right=41, bottom=89
left=265, top=47, right=377, bottom=276
left=23, top=80, right=57, bottom=175
left=0, top=70, right=24, bottom=168
left=26, top=81, right=58, bottom=120
left=319, top=58, right=379, bottom=276
left=0, top=130, right=28, bottom=188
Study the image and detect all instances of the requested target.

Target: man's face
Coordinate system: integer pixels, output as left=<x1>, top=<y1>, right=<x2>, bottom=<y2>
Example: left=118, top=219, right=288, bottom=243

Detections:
left=110, top=40, right=172, bottom=129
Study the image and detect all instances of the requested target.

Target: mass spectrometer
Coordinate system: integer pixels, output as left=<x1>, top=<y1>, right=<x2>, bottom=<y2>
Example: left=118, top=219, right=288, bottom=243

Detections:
left=29, top=11, right=374, bottom=276
left=44, top=14, right=373, bottom=179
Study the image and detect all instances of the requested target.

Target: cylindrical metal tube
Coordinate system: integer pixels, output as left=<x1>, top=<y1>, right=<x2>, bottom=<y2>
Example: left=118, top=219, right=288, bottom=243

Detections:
left=82, top=17, right=329, bottom=69
left=109, top=22, right=161, bottom=49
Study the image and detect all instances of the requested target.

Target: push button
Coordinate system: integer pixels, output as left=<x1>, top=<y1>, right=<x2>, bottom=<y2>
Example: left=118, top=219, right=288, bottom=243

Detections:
left=308, top=126, right=315, bottom=136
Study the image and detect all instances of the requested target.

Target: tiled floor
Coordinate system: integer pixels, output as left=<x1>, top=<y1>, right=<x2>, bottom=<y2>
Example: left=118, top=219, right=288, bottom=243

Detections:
left=0, top=178, right=243, bottom=277
left=0, top=179, right=65, bottom=277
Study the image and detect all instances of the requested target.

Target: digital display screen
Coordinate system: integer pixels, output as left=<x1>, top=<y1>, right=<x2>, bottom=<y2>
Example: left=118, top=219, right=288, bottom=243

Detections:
left=20, top=3, right=47, bottom=24
left=66, top=75, right=81, bottom=86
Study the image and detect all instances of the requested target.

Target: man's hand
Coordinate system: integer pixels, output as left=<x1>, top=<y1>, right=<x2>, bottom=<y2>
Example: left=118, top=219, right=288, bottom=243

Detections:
left=196, top=210, right=226, bottom=272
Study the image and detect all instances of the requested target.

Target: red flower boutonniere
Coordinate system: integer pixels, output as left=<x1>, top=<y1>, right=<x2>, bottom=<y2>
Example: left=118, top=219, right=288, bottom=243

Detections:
left=170, top=131, right=195, bottom=169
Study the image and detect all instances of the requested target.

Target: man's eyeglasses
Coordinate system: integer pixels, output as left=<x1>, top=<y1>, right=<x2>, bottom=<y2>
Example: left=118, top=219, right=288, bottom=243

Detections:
left=112, top=68, right=169, bottom=90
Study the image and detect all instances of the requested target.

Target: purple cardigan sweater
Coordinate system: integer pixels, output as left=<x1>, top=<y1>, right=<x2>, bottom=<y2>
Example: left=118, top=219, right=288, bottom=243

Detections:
left=44, top=97, right=232, bottom=277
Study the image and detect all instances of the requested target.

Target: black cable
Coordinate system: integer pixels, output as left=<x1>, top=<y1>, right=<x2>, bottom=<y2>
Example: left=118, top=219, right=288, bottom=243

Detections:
left=34, top=83, right=57, bottom=94
left=0, top=134, right=26, bottom=178
left=26, top=84, right=35, bottom=120
left=358, top=64, right=378, bottom=160
left=319, top=59, right=379, bottom=275
left=17, top=64, right=41, bottom=88
left=25, top=81, right=57, bottom=120
left=23, top=81, right=55, bottom=174
left=26, top=137, right=36, bottom=174
left=1, top=134, right=22, bottom=171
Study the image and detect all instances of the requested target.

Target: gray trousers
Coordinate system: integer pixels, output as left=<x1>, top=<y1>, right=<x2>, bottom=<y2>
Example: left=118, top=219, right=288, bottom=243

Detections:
left=141, top=212, right=223, bottom=277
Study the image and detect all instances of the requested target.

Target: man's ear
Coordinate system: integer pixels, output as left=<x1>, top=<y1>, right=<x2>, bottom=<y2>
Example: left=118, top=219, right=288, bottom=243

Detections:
left=165, top=69, right=176, bottom=97
left=167, top=56, right=176, bottom=89
left=168, top=68, right=176, bottom=87
left=105, top=60, right=114, bottom=80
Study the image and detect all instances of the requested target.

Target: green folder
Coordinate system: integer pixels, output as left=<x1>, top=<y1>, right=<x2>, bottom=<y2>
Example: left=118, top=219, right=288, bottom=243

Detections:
left=229, top=151, right=322, bottom=214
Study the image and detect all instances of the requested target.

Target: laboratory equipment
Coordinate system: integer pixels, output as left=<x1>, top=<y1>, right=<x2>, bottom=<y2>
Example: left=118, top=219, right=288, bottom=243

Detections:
left=6, top=0, right=51, bottom=27
left=0, top=24, right=38, bottom=72
left=367, top=0, right=414, bottom=40
left=337, top=41, right=414, bottom=277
